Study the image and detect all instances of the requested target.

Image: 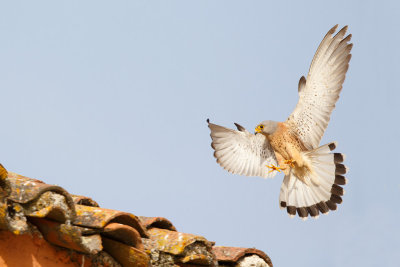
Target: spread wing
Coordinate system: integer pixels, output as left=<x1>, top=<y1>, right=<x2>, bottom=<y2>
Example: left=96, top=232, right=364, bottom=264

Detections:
left=286, top=25, right=353, bottom=149
left=208, top=121, right=278, bottom=178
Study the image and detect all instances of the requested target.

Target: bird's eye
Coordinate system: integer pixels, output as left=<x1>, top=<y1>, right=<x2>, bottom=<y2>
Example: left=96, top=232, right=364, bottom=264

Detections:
left=259, top=125, right=264, bottom=129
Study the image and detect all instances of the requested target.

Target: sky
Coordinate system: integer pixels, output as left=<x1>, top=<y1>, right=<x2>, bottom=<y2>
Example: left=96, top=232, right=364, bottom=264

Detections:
left=0, top=1, right=399, bottom=266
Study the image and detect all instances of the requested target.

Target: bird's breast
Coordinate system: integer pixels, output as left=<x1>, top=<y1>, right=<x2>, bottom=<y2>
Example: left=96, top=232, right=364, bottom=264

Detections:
left=267, top=122, right=306, bottom=160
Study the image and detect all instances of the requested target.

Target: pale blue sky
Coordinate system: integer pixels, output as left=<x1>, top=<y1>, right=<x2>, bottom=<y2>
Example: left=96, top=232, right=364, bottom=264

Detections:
left=1, top=1, right=399, bottom=266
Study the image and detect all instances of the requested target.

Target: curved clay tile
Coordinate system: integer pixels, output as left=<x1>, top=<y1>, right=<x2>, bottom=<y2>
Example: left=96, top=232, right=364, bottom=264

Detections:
left=71, top=194, right=100, bottom=207
left=102, top=237, right=149, bottom=267
left=102, top=223, right=144, bottom=250
left=29, top=217, right=102, bottom=254
left=6, top=172, right=76, bottom=221
left=212, top=246, right=273, bottom=267
left=143, top=228, right=216, bottom=266
left=0, top=164, right=10, bottom=199
left=138, top=216, right=177, bottom=231
left=23, top=191, right=74, bottom=222
left=73, top=204, right=148, bottom=238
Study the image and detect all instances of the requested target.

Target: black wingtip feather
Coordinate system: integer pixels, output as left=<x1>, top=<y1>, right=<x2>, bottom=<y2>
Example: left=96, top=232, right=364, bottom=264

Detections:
left=206, top=118, right=210, bottom=123
left=326, top=200, right=337, bottom=211
left=330, top=194, right=343, bottom=204
left=307, top=205, right=319, bottom=217
left=317, top=201, right=329, bottom=214
left=328, top=143, right=336, bottom=151
left=335, top=175, right=347, bottom=185
left=334, top=153, right=344, bottom=163
left=287, top=206, right=296, bottom=216
left=331, top=184, right=344, bottom=196
left=335, top=164, right=347, bottom=175
left=297, top=207, right=308, bottom=218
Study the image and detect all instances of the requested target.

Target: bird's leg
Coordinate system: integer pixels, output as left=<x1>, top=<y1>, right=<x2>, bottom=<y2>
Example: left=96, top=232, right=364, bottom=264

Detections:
left=266, top=164, right=284, bottom=173
left=266, top=152, right=290, bottom=174
left=284, top=159, right=296, bottom=168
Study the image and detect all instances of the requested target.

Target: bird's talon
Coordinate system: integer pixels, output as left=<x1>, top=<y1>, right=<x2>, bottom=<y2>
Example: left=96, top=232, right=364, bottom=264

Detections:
left=284, top=159, right=296, bottom=168
left=266, top=164, right=282, bottom=173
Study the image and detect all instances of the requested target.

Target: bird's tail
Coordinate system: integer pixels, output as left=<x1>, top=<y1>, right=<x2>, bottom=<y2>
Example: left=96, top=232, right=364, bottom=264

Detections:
left=279, top=142, right=348, bottom=220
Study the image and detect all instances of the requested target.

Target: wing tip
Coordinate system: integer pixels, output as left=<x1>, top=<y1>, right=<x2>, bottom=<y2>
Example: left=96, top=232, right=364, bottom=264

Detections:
left=334, top=153, right=346, bottom=163
left=328, top=142, right=337, bottom=151
left=298, top=76, right=306, bottom=92
left=333, top=25, right=348, bottom=40
left=234, top=122, right=246, bottom=132
left=330, top=24, right=339, bottom=34
left=344, top=33, right=352, bottom=43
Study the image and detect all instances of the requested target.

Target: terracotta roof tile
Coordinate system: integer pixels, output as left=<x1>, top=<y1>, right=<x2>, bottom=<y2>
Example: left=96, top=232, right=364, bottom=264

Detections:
left=0, top=201, right=28, bottom=235
left=0, top=164, right=10, bottom=199
left=138, top=216, right=177, bottom=231
left=73, top=204, right=148, bottom=238
left=71, top=194, right=100, bottom=207
left=29, top=217, right=103, bottom=254
left=143, top=228, right=217, bottom=266
left=7, top=172, right=74, bottom=208
left=212, top=246, right=273, bottom=267
left=145, top=228, right=212, bottom=255
left=102, top=237, right=149, bottom=267
left=0, top=165, right=273, bottom=267
left=23, top=191, right=73, bottom=222
left=7, top=172, right=75, bottom=222
left=102, top=223, right=144, bottom=250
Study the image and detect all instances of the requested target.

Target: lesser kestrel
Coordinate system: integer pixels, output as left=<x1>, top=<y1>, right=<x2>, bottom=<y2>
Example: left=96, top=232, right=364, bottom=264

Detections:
left=208, top=25, right=352, bottom=220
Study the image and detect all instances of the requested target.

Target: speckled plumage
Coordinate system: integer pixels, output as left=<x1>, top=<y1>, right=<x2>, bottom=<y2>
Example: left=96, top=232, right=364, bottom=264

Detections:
left=208, top=25, right=351, bottom=220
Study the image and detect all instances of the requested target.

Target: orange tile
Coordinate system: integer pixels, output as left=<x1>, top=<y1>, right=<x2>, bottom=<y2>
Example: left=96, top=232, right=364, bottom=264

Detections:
left=102, top=237, right=149, bottom=267
left=138, top=216, right=177, bottom=231
left=212, top=246, right=273, bottom=267
left=102, top=222, right=144, bottom=250
left=73, top=204, right=148, bottom=238
left=71, top=194, right=99, bottom=207
left=30, top=217, right=102, bottom=254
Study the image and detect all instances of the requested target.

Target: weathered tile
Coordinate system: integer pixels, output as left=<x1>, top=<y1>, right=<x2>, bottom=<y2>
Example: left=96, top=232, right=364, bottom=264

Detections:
left=143, top=228, right=216, bottom=266
left=30, top=217, right=102, bottom=254
left=7, top=172, right=75, bottom=222
left=71, top=194, right=100, bottom=207
left=138, top=216, right=177, bottom=231
left=102, top=222, right=144, bottom=250
left=73, top=204, right=148, bottom=238
left=213, top=246, right=273, bottom=267
left=102, top=237, right=150, bottom=267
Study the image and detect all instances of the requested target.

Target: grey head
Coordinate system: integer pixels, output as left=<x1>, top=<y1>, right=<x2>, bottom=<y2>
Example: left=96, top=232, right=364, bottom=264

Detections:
left=255, top=120, right=278, bottom=135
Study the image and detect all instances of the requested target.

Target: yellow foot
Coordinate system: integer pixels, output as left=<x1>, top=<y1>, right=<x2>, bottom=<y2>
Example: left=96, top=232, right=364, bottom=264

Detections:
left=266, top=164, right=282, bottom=173
left=284, top=159, right=296, bottom=168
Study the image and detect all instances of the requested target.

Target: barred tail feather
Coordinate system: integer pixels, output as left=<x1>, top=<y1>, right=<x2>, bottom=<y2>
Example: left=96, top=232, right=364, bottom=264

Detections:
left=279, top=142, right=348, bottom=220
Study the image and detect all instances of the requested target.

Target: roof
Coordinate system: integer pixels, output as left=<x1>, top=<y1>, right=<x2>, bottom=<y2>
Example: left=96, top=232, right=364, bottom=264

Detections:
left=0, top=165, right=272, bottom=267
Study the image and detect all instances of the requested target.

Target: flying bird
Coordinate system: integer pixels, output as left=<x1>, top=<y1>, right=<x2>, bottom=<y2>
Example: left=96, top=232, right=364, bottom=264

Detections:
left=208, top=25, right=352, bottom=220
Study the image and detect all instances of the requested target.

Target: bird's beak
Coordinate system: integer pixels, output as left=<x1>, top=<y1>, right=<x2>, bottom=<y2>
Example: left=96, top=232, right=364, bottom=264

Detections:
left=255, top=126, right=261, bottom=133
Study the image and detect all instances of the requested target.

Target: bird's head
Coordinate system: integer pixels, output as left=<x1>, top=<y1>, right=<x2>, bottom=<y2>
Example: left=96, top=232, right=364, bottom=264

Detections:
left=255, top=120, right=278, bottom=135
